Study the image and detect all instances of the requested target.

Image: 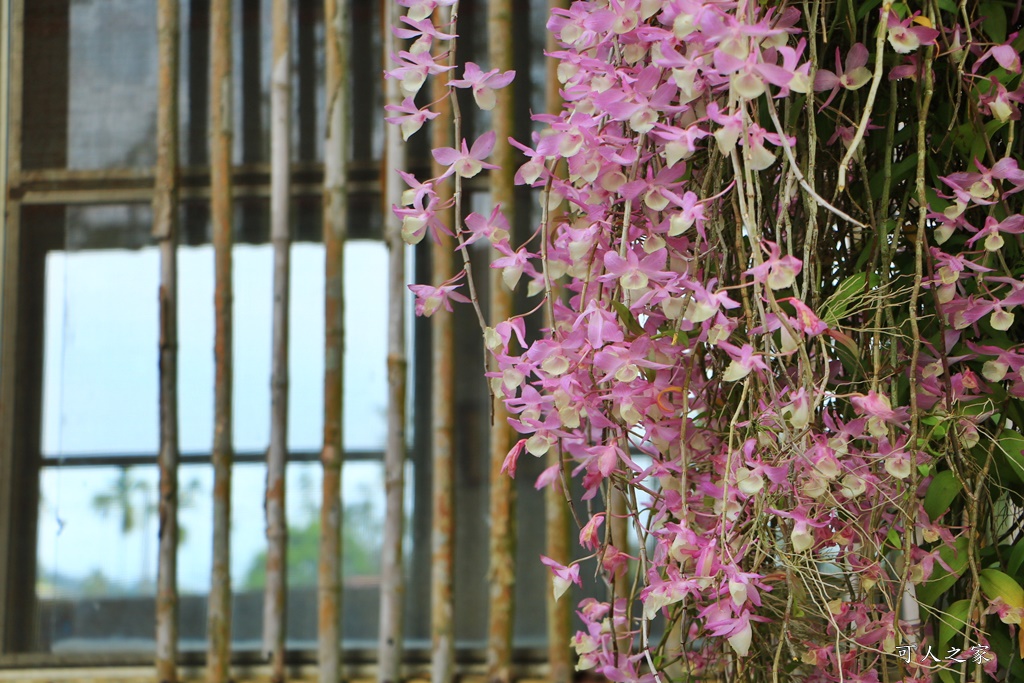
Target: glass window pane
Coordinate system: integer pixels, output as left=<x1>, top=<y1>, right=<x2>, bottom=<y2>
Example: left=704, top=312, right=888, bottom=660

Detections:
left=22, top=1, right=159, bottom=170
left=41, top=206, right=159, bottom=457
left=40, top=204, right=388, bottom=458
left=34, top=461, right=402, bottom=652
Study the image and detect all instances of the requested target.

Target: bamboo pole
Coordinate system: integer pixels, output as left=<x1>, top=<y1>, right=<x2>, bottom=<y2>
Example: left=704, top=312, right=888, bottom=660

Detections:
left=430, top=8, right=455, bottom=682
left=154, top=1, right=181, bottom=681
left=263, top=0, right=291, bottom=679
left=207, top=0, right=234, bottom=680
left=543, top=2, right=572, bottom=678
left=319, top=0, right=349, bottom=681
left=378, top=0, right=408, bottom=678
left=486, top=0, right=516, bottom=679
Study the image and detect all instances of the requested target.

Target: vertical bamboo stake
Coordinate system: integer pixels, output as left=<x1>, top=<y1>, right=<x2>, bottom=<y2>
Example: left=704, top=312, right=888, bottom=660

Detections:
left=430, top=8, right=455, bottom=682
left=542, top=3, right=572, bottom=680
left=319, top=0, right=349, bottom=681
left=379, top=0, right=407, bottom=678
left=264, top=0, right=291, bottom=679
left=154, top=1, right=180, bottom=681
left=207, top=0, right=234, bottom=680
left=487, top=0, right=516, bottom=680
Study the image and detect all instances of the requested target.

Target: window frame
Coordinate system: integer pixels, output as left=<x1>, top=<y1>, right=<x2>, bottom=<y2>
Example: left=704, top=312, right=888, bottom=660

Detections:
left=0, top=0, right=555, bottom=672
left=0, top=0, right=407, bottom=666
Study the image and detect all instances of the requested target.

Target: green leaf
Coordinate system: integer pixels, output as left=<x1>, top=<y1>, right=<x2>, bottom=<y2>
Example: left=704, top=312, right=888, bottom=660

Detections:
left=936, top=0, right=957, bottom=11
left=980, top=568, right=1024, bottom=609
left=820, top=273, right=878, bottom=327
left=924, top=470, right=962, bottom=522
left=611, top=301, right=644, bottom=336
left=856, top=0, right=884, bottom=20
left=997, top=430, right=1024, bottom=484
left=1009, top=539, right=1024, bottom=577
left=979, top=1, right=1007, bottom=43
left=936, top=599, right=971, bottom=661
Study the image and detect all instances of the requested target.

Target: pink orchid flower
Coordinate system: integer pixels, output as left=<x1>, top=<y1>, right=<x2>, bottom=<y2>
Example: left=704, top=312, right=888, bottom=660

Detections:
left=651, top=122, right=709, bottom=166
left=387, top=49, right=454, bottom=96
left=384, top=96, right=439, bottom=141
left=500, top=439, right=528, bottom=478
left=985, top=275, right=1024, bottom=308
left=448, top=62, right=516, bottom=111
left=699, top=601, right=763, bottom=657
left=491, top=241, right=535, bottom=290
left=940, top=157, right=1024, bottom=205
left=768, top=504, right=829, bottom=552
left=718, top=341, right=769, bottom=382
left=602, top=247, right=673, bottom=290
left=814, top=43, right=871, bottom=109
left=850, top=390, right=910, bottom=426
left=579, top=513, right=605, bottom=550
left=407, top=273, right=471, bottom=317
left=619, top=164, right=687, bottom=212
left=714, top=46, right=796, bottom=100
left=779, top=297, right=827, bottom=335
left=539, top=555, right=581, bottom=600
left=393, top=189, right=452, bottom=245
left=461, top=204, right=510, bottom=248
left=965, top=214, right=1024, bottom=251
left=392, top=15, right=456, bottom=51
left=396, top=0, right=456, bottom=23
left=744, top=241, right=802, bottom=290
left=706, top=101, right=744, bottom=153
left=432, top=131, right=499, bottom=179
left=885, top=10, right=939, bottom=54
left=973, top=34, right=1022, bottom=74
left=742, top=123, right=788, bottom=171
left=981, top=78, right=1024, bottom=122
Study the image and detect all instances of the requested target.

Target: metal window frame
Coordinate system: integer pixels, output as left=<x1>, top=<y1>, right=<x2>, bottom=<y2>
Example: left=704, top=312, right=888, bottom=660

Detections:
left=0, top=0, right=535, bottom=673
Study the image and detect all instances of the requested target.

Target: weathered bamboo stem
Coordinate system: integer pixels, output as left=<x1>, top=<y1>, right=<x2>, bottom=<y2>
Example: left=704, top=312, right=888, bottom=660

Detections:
left=486, top=0, right=516, bottom=679
left=207, top=0, right=234, bottom=680
left=263, top=0, right=291, bottom=679
left=154, top=1, right=180, bottom=681
left=430, top=10, right=455, bottom=681
left=543, top=2, right=571, bottom=678
left=319, top=0, right=349, bottom=681
left=378, top=0, right=408, bottom=678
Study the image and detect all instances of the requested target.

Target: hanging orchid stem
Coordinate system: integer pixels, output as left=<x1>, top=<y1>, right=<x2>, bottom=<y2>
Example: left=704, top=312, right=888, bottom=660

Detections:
left=836, top=2, right=890, bottom=193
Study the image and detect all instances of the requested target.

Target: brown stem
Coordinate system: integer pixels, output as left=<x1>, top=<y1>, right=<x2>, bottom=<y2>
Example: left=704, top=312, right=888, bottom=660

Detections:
left=318, top=0, right=349, bottom=680
left=207, top=0, right=234, bottom=679
left=263, top=0, right=292, bottom=678
left=154, top=0, right=180, bottom=679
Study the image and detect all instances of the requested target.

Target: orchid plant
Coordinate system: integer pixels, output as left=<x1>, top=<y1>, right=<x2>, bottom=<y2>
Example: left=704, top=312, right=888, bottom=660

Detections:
left=386, top=0, right=1024, bottom=681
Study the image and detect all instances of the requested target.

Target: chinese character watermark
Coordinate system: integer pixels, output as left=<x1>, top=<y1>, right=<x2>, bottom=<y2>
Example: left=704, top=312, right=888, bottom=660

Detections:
left=894, top=643, right=990, bottom=666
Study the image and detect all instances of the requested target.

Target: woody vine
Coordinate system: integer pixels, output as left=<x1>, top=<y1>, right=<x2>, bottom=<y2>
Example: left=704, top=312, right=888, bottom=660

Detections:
left=386, top=0, right=1024, bottom=681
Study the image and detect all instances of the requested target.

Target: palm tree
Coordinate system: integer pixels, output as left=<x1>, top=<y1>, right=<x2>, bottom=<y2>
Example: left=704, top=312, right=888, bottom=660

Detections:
left=91, top=465, right=200, bottom=591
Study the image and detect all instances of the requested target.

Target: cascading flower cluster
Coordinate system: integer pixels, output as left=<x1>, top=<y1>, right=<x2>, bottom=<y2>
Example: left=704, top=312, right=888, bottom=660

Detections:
left=386, top=0, right=1024, bottom=680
